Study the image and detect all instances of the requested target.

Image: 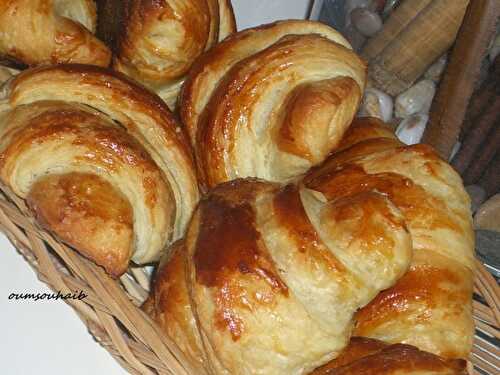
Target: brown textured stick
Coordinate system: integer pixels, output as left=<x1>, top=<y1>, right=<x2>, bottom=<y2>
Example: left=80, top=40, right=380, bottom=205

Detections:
left=452, top=96, right=500, bottom=174
left=367, top=0, right=468, bottom=95
left=463, top=123, right=500, bottom=184
left=479, top=152, right=500, bottom=197
left=462, top=56, right=500, bottom=136
left=422, top=0, right=500, bottom=159
left=362, top=0, right=434, bottom=60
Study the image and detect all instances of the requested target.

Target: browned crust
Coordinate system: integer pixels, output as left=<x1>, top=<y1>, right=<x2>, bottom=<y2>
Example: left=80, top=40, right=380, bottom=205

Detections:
left=112, top=0, right=235, bottom=86
left=193, top=179, right=287, bottom=340
left=27, top=173, right=133, bottom=277
left=311, top=337, right=467, bottom=375
left=10, top=64, right=195, bottom=167
left=0, top=0, right=111, bottom=67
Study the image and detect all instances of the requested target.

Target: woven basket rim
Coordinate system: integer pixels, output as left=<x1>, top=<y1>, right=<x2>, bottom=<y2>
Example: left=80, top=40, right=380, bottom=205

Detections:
left=0, top=183, right=498, bottom=375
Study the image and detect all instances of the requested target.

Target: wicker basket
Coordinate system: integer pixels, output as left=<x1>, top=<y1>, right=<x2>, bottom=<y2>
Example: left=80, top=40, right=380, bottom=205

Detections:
left=0, top=180, right=499, bottom=375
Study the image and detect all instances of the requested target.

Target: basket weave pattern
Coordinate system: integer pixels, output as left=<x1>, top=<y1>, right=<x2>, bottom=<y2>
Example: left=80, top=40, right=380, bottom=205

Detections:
left=0, top=182, right=498, bottom=375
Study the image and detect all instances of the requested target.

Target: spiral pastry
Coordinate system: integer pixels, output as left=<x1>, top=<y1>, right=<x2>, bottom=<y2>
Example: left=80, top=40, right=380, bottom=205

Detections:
left=146, top=178, right=412, bottom=374
left=304, top=117, right=475, bottom=359
left=0, top=0, right=111, bottom=67
left=180, top=20, right=366, bottom=189
left=109, top=0, right=236, bottom=109
left=0, top=64, right=199, bottom=276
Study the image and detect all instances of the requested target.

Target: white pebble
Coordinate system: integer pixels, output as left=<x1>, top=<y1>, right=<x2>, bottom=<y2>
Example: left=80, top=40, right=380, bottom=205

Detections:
left=395, top=79, right=436, bottom=118
left=351, top=7, right=383, bottom=37
left=358, top=87, right=393, bottom=122
left=345, top=0, right=373, bottom=16
left=395, top=113, right=428, bottom=145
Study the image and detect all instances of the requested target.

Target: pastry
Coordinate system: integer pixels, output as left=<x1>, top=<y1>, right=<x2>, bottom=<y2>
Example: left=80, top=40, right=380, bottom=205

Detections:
left=180, top=20, right=366, bottom=188
left=311, top=337, right=467, bottom=375
left=304, top=117, right=475, bottom=359
left=103, top=0, right=237, bottom=109
left=0, top=0, right=111, bottom=67
left=146, top=177, right=412, bottom=374
left=0, top=64, right=199, bottom=276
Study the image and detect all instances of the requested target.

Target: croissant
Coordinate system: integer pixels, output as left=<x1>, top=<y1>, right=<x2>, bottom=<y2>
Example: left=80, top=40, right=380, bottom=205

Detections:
left=311, top=337, right=467, bottom=375
left=0, top=64, right=199, bottom=277
left=180, top=20, right=366, bottom=188
left=0, top=0, right=111, bottom=67
left=146, top=178, right=413, bottom=374
left=100, top=0, right=236, bottom=109
left=304, top=117, right=475, bottom=359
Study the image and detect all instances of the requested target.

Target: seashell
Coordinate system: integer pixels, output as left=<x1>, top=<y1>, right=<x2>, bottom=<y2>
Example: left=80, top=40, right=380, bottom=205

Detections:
left=395, top=113, right=428, bottom=145
left=474, top=194, right=500, bottom=232
left=351, top=7, right=383, bottom=37
left=395, top=79, right=436, bottom=118
left=424, top=54, right=448, bottom=82
left=489, top=34, right=500, bottom=63
left=465, top=185, right=487, bottom=214
left=358, top=87, right=393, bottom=122
left=345, top=0, right=373, bottom=16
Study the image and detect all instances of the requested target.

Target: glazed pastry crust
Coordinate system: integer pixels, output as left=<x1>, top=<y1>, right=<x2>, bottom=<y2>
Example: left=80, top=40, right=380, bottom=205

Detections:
left=112, top=0, right=236, bottom=109
left=0, top=64, right=199, bottom=276
left=180, top=20, right=366, bottom=188
left=0, top=0, right=110, bottom=67
left=149, top=178, right=412, bottom=374
left=304, top=117, right=475, bottom=359
left=311, top=337, right=467, bottom=375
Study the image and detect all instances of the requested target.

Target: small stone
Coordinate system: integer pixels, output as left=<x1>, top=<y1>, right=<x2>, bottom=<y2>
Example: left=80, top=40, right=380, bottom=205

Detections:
left=344, top=24, right=367, bottom=52
left=475, top=230, right=500, bottom=278
left=425, top=55, right=448, bottom=82
left=358, top=87, right=393, bottom=122
left=474, top=194, right=500, bottom=232
left=351, top=7, right=383, bottom=37
left=395, top=79, right=436, bottom=118
left=345, top=0, right=372, bottom=16
left=465, top=185, right=487, bottom=214
left=489, top=34, right=500, bottom=63
left=395, top=113, right=428, bottom=145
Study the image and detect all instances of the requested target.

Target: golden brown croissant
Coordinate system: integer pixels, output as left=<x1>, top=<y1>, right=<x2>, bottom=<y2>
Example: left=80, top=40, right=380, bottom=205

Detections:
left=311, top=337, right=467, bottom=375
left=0, top=64, right=199, bottom=276
left=180, top=20, right=366, bottom=188
left=146, top=178, right=413, bottom=374
left=304, top=117, right=475, bottom=359
left=0, top=0, right=111, bottom=67
left=105, top=0, right=236, bottom=109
